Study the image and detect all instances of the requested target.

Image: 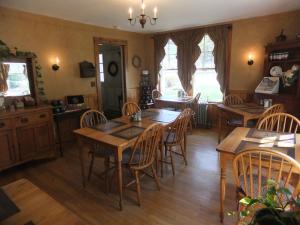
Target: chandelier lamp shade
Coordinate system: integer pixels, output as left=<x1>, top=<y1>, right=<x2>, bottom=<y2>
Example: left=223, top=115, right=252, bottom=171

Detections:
left=128, top=0, right=158, bottom=28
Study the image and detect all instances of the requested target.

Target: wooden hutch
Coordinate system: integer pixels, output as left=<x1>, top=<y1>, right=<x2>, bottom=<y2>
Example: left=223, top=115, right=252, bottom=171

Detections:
left=0, top=56, right=55, bottom=171
left=254, top=40, right=300, bottom=117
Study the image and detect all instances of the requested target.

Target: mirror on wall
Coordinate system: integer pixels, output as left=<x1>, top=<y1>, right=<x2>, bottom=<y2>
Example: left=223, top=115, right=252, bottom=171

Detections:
left=2, top=62, right=31, bottom=96
left=0, top=58, right=35, bottom=99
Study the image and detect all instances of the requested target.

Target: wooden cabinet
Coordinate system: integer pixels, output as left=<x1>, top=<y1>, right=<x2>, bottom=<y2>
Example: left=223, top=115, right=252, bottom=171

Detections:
left=0, top=106, right=55, bottom=171
left=255, top=40, right=300, bottom=117
left=0, top=130, right=15, bottom=168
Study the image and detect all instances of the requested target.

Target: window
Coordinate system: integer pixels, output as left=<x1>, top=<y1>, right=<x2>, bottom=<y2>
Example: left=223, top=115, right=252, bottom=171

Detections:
left=160, top=39, right=183, bottom=97
left=99, top=54, right=104, bottom=82
left=193, top=35, right=223, bottom=102
left=3, top=62, right=31, bottom=97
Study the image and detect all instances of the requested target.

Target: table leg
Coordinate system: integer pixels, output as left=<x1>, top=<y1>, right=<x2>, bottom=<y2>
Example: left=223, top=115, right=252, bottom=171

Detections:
left=243, top=117, right=248, bottom=127
left=218, top=111, right=222, bottom=143
left=56, top=119, right=63, bottom=157
left=160, top=139, right=164, bottom=177
left=116, top=148, right=123, bottom=210
left=77, top=137, right=86, bottom=187
left=219, top=152, right=227, bottom=222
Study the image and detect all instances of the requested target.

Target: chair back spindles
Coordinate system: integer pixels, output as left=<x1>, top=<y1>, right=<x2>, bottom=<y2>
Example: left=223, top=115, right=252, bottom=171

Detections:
left=129, top=123, right=163, bottom=169
left=122, top=102, right=141, bottom=116
left=256, top=104, right=285, bottom=126
left=152, top=89, right=162, bottom=101
left=165, top=108, right=193, bottom=144
left=224, top=94, right=243, bottom=105
left=80, top=110, right=107, bottom=128
left=233, top=148, right=300, bottom=199
left=258, top=112, right=300, bottom=133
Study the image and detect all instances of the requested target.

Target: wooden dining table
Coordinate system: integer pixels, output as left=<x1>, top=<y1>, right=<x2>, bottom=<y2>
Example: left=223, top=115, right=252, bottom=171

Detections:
left=216, top=127, right=300, bottom=222
left=216, top=103, right=266, bottom=143
left=73, top=108, right=181, bottom=210
left=155, top=96, right=193, bottom=110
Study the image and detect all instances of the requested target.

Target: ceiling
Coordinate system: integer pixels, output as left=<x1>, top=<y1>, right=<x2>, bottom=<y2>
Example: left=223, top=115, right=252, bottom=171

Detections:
left=1, top=0, right=299, bottom=33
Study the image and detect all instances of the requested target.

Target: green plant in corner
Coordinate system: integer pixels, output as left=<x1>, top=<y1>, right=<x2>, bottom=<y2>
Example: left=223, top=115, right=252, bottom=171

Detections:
left=236, top=179, right=300, bottom=225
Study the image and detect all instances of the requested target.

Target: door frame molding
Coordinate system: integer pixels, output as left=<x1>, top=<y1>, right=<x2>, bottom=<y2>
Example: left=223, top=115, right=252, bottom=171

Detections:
left=93, top=37, right=128, bottom=111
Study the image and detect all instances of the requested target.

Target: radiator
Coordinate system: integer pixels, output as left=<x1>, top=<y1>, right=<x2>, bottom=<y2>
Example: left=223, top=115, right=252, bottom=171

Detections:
left=196, top=103, right=211, bottom=128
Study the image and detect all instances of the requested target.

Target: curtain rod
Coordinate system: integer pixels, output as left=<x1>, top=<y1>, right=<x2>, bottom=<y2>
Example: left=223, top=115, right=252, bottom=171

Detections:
left=150, top=24, right=232, bottom=39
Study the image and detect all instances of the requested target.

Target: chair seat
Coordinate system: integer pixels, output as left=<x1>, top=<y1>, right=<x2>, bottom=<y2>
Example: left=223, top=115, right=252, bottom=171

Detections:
left=164, top=131, right=177, bottom=144
left=122, top=148, right=141, bottom=165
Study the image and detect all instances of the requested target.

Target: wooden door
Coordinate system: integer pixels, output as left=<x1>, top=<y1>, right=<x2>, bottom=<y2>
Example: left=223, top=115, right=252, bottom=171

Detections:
left=0, top=130, right=15, bottom=169
left=17, top=126, right=36, bottom=161
left=34, top=123, right=54, bottom=153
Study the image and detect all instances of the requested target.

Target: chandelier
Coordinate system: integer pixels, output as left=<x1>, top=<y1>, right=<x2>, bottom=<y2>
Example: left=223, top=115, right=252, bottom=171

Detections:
left=128, top=0, right=158, bottom=28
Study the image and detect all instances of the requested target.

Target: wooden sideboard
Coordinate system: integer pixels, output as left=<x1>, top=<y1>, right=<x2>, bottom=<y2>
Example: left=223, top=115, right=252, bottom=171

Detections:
left=0, top=106, right=56, bottom=171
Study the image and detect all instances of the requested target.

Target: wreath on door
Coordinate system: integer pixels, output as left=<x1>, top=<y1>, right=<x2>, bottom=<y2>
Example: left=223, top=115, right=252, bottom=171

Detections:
left=108, top=61, right=118, bottom=77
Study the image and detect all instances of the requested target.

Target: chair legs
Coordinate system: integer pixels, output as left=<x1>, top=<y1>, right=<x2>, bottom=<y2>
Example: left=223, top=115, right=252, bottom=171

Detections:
left=134, top=170, right=141, bottom=206
left=169, top=148, right=175, bottom=176
left=88, top=153, right=95, bottom=181
left=180, top=142, right=188, bottom=166
left=151, top=164, right=160, bottom=191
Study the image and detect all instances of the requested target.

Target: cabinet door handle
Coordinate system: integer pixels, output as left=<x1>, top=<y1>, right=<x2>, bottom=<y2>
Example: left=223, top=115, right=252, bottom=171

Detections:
left=39, top=114, right=46, bottom=118
left=0, top=122, right=5, bottom=128
left=20, top=118, right=29, bottom=123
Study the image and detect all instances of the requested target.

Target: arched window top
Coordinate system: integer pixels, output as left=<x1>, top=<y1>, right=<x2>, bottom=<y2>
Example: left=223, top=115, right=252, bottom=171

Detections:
left=160, top=39, right=183, bottom=96
left=161, top=39, right=177, bottom=70
left=193, top=34, right=223, bottom=102
left=196, top=34, right=215, bottom=69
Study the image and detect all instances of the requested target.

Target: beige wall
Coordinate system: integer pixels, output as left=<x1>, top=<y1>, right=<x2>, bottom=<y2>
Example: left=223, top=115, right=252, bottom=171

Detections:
left=1, top=7, right=300, bottom=102
left=0, top=7, right=149, bottom=102
left=230, top=10, right=300, bottom=91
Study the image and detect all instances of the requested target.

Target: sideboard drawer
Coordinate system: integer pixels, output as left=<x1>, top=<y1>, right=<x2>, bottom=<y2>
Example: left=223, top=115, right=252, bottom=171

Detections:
left=0, top=119, right=12, bottom=131
left=16, top=111, right=50, bottom=127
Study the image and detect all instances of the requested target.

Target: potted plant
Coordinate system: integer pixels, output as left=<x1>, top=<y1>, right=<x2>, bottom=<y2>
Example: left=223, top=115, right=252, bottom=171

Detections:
left=230, top=179, right=300, bottom=225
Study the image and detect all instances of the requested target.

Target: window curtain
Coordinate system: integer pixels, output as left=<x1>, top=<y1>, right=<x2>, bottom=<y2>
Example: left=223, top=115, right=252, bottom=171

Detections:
left=0, top=63, right=10, bottom=93
left=206, top=26, right=229, bottom=94
left=153, top=24, right=230, bottom=94
left=153, top=34, right=170, bottom=88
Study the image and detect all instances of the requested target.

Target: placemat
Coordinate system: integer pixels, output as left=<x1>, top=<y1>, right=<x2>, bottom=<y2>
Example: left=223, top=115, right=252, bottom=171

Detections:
left=141, top=110, right=159, bottom=118
left=110, top=126, right=145, bottom=140
left=0, top=188, right=20, bottom=221
left=92, top=121, right=126, bottom=132
left=150, top=113, right=177, bottom=123
left=235, top=140, right=295, bottom=159
left=246, top=129, right=296, bottom=142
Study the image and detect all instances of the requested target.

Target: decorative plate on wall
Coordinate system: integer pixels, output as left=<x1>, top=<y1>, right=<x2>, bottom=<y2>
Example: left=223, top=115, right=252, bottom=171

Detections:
left=132, top=55, right=141, bottom=68
left=108, top=61, right=118, bottom=77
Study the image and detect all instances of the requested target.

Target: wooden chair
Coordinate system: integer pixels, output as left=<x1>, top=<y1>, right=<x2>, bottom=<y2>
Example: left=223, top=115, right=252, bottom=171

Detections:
left=152, top=89, right=162, bottom=101
left=224, top=94, right=244, bottom=105
left=257, top=112, right=300, bottom=133
left=189, top=92, right=201, bottom=130
left=233, top=148, right=300, bottom=200
left=123, top=123, right=163, bottom=206
left=122, top=102, right=141, bottom=116
left=256, top=104, right=285, bottom=127
left=80, top=110, right=113, bottom=191
left=219, top=95, right=244, bottom=142
left=162, top=108, right=193, bottom=175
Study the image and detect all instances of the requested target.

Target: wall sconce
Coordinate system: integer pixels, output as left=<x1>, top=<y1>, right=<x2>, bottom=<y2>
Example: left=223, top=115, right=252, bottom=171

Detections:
left=247, top=54, right=254, bottom=66
left=52, top=57, right=60, bottom=71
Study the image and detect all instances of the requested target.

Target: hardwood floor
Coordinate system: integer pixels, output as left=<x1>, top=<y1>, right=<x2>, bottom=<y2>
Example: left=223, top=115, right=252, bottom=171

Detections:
left=0, top=129, right=236, bottom=225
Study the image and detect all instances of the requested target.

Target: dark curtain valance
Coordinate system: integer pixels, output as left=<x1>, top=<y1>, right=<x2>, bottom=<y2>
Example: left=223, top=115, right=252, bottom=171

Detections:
left=153, top=24, right=230, bottom=94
